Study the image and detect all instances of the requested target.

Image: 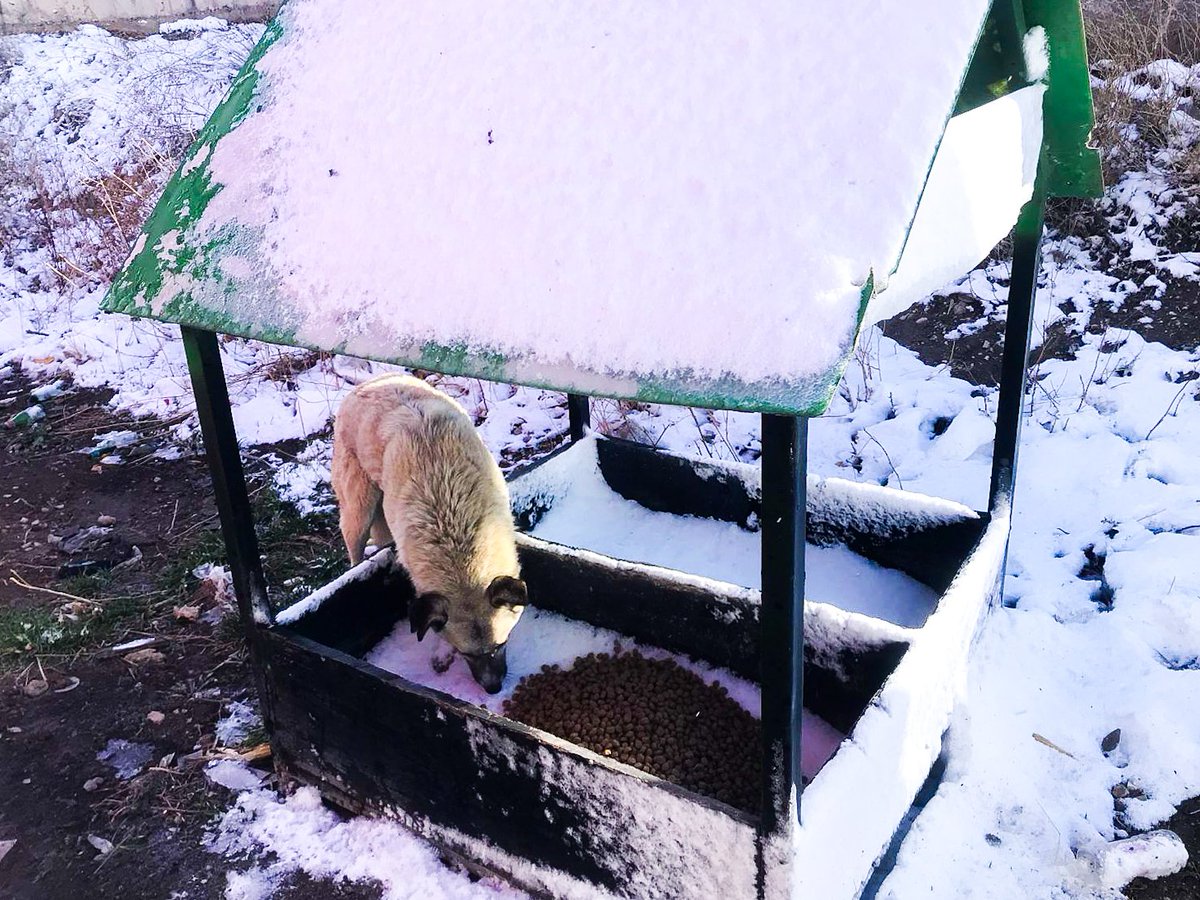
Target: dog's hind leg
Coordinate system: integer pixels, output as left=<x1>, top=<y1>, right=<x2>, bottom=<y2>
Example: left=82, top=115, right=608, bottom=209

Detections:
left=332, top=448, right=380, bottom=566
left=369, top=511, right=393, bottom=552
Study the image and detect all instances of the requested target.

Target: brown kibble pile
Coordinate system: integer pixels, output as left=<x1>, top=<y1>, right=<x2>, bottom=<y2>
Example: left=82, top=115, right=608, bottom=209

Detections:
left=504, top=650, right=761, bottom=812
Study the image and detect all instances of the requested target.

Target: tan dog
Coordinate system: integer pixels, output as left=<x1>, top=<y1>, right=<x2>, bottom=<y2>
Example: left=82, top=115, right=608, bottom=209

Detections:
left=331, top=374, right=526, bottom=693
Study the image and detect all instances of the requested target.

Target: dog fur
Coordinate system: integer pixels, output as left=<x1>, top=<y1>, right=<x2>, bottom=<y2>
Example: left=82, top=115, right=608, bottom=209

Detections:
left=331, top=374, right=526, bottom=692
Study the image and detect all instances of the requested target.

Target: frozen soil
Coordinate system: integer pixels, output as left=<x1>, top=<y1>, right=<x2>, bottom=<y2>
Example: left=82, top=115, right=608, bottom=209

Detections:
left=883, top=201, right=1200, bottom=387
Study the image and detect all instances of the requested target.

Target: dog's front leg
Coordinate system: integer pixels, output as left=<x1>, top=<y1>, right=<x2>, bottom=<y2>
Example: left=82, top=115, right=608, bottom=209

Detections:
left=430, top=634, right=456, bottom=674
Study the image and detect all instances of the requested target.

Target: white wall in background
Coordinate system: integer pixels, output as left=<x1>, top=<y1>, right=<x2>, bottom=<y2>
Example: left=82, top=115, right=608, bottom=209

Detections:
left=0, top=0, right=277, bottom=34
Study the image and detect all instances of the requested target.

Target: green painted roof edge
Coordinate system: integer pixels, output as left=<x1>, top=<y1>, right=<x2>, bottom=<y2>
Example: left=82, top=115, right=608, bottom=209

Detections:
left=1022, top=0, right=1104, bottom=198
left=107, top=270, right=874, bottom=418
left=103, top=19, right=284, bottom=322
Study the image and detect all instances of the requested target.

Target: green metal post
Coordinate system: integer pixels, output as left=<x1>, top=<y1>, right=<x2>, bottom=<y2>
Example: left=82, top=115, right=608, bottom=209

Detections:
left=989, top=199, right=1045, bottom=513
left=181, top=327, right=272, bottom=630
left=757, top=414, right=807, bottom=894
left=567, top=394, right=590, bottom=442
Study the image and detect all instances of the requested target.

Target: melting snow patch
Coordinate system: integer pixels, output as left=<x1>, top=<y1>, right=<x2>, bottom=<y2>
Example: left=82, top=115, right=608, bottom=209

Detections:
left=208, top=784, right=521, bottom=899
left=97, top=739, right=154, bottom=780
left=216, top=699, right=261, bottom=747
left=206, top=760, right=266, bottom=793
left=1078, top=830, right=1189, bottom=891
left=273, top=439, right=335, bottom=516
left=222, top=867, right=276, bottom=900
left=160, top=16, right=230, bottom=35
left=30, top=380, right=64, bottom=401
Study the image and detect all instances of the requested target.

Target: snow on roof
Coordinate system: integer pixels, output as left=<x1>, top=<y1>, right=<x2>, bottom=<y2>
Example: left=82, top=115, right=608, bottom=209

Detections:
left=106, top=0, right=1003, bottom=414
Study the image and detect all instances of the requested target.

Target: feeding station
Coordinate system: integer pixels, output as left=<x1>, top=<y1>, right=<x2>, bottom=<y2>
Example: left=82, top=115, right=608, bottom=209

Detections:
left=104, top=0, right=1100, bottom=896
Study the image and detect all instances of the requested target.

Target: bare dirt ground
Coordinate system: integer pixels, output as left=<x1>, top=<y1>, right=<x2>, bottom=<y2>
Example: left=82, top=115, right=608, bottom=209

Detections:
left=0, top=372, right=385, bottom=899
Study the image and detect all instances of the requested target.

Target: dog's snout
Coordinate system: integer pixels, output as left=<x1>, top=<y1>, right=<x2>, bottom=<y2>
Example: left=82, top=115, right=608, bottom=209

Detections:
left=464, top=644, right=508, bottom=694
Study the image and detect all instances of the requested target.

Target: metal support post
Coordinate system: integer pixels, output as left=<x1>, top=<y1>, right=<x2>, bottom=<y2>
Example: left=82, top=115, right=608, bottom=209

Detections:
left=988, top=199, right=1045, bottom=513
left=181, top=326, right=272, bottom=633
left=567, top=393, right=590, bottom=442
left=757, top=413, right=807, bottom=894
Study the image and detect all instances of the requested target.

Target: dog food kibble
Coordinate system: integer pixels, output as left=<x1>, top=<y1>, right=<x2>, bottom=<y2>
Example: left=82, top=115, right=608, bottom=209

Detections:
left=504, top=650, right=761, bottom=812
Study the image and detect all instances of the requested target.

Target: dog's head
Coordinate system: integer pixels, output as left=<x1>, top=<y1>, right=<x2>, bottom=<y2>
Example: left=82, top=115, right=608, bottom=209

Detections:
left=409, top=574, right=527, bottom=694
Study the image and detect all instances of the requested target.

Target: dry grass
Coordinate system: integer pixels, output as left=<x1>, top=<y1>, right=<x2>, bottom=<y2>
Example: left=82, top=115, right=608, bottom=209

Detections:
left=1087, top=0, right=1200, bottom=68
left=0, top=127, right=174, bottom=293
left=1086, top=0, right=1200, bottom=183
left=1178, top=135, right=1200, bottom=185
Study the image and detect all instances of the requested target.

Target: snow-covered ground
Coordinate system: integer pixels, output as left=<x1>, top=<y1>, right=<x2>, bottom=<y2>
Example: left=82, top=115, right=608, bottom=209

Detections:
left=3, top=20, right=1199, bottom=900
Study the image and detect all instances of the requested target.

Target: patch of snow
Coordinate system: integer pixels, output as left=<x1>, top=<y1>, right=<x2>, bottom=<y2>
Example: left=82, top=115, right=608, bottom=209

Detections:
left=521, top=439, right=941, bottom=627
left=208, top=785, right=521, bottom=899
left=160, top=17, right=230, bottom=35
left=206, top=760, right=266, bottom=793
left=30, top=379, right=64, bottom=401
left=222, top=867, right=276, bottom=900
left=1077, top=830, right=1189, bottom=891
left=97, top=738, right=154, bottom=780
left=1023, top=26, right=1050, bottom=83
left=272, top=439, right=335, bottom=516
left=215, top=700, right=261, bottom=747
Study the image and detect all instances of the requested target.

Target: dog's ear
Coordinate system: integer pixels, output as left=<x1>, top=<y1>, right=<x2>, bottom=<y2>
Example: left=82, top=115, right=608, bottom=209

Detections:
left=487, top=575, right=528, bottom=609
left=409, top=593, right=449, bottom=641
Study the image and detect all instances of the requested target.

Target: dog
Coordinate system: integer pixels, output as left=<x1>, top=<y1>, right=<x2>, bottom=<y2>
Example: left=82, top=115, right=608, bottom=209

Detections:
left=331, top=373, right=527, bottom=693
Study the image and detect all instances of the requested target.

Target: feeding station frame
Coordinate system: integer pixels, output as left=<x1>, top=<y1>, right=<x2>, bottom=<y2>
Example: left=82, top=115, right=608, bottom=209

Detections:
left=104, top=1, right=1101, bottom=896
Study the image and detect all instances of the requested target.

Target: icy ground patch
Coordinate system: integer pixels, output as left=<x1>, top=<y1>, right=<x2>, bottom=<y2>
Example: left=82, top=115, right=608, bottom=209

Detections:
left=2, top=24, right=1200, bottom=900
left=96, top=738, right=154, bottom=780
left=214, top=698, right=260, bottom=746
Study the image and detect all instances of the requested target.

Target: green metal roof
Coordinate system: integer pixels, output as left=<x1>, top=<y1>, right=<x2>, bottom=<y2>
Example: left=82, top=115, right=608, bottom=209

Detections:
left=103, top=0, right=1100, bottom=416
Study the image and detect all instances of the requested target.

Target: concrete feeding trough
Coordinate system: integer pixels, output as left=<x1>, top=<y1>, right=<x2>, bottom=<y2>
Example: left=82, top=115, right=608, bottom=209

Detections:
left=102, top=0, right=1101, bottom=895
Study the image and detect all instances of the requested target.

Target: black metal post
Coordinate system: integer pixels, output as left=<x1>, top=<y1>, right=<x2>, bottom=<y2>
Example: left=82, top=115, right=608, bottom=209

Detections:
left=757, top=414, right=807, bottom=892
left=567, top=393, right=590, bottom=442
left=988, top=198, right=1045, bottom=513
left=181, top=327, right=272, bottom=632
